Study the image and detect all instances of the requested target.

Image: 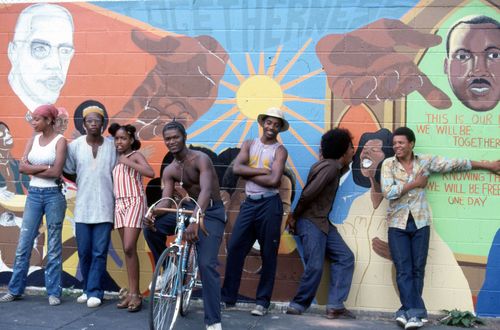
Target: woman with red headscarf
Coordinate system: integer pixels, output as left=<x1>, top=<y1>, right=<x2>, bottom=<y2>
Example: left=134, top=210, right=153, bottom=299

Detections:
left=0, top=104, right=67, bottom=306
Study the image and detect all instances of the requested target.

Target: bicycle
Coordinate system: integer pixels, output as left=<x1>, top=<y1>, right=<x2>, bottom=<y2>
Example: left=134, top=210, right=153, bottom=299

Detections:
left=147, top=196, right=204, bottom=330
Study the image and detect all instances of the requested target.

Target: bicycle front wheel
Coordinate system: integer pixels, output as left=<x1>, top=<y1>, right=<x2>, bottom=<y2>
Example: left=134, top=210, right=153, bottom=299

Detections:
left=180, top=243, right=199, bottom=316
left=149, top=246, right=182, bottom=330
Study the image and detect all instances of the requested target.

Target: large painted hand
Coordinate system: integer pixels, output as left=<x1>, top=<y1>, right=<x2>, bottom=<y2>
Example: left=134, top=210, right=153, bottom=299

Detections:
left=114, top=30, right=229, bottom=140
left=316, top=18, right=451, bottom=109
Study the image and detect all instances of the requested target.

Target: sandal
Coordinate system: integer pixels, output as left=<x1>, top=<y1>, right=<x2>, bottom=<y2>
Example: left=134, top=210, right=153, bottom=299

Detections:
left=127, top=294, right=142, bottom=313
left=116, top=294, right=131, bottom=309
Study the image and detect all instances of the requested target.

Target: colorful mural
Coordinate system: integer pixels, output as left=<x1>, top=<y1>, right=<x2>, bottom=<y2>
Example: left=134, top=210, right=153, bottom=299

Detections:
left=0, top=0, right=498, bottom=316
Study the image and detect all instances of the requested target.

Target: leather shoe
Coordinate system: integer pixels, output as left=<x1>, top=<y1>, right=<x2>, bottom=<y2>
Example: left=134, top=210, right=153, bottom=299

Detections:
left=326, top=308, right=356, bottom=319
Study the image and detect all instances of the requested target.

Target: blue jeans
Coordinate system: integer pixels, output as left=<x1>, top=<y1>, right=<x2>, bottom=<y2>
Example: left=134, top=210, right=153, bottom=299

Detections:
left=143, top=212, right=177, bottom=264
left=290, top=218, right=354, bottom=311
left=196, top=202, right=226, bottom=326
left=222, top=194, right=282, bottom=308
left=388, top=215, right=429, bottom=319
left=75, top=222, right=112, bottom=299
left=9, top=186, right=66, bottom=297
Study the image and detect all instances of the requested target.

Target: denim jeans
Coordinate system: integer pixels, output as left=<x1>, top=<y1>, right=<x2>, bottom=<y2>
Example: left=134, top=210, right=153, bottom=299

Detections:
left=9, top=186, right=66, bottom=297
left=290, top=218, right=354, bottom=311
left=222, top=194, right=282, bottom=308
left=75, top=222, right=112, bottom=299
left=143, top=212, right=177, bottom=265
left=388, top=215, right=430, bottom=319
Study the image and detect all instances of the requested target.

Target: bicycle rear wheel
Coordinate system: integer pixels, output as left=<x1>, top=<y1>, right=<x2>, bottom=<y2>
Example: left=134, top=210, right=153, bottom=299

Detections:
left=180, top=243, right=200, bottom=316
left=149, top=246, right=182, bottom=330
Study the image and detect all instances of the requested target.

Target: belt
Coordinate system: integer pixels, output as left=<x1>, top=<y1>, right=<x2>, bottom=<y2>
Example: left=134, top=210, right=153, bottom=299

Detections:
left=246, top=192, right=278, bottom=200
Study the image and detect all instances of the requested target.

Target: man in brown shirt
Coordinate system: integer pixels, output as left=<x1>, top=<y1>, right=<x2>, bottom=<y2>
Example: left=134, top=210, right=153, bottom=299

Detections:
left=286, top=128, right=356, bottom=319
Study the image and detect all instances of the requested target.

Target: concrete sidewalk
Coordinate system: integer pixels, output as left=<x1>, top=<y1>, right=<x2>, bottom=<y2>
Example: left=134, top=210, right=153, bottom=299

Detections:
left=0, top=291, right=499, bottom=330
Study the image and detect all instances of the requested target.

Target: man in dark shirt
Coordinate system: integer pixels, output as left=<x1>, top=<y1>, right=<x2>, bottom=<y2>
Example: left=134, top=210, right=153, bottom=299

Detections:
left=286, top=128, right=356, bottom=319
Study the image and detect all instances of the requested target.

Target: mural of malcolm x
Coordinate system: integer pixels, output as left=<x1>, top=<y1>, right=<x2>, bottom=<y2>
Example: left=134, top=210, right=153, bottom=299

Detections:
left=7, top=3, right=74, bottom=121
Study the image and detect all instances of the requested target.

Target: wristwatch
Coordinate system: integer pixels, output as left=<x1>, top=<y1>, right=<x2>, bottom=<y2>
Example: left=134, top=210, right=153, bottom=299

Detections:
left=189, top=216, right=197, bottom=224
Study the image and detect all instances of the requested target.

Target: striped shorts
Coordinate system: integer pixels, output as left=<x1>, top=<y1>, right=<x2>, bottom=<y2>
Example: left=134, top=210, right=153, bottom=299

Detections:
left=115, top=196, right=146, bottom=229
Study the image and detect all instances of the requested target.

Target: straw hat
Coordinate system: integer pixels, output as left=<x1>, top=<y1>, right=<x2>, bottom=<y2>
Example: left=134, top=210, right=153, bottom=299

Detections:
left=257, top=107, right=289, bottom=132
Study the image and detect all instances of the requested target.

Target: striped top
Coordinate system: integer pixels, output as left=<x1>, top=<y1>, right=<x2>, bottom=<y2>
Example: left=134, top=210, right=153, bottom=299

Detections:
left=113, top=156, right=144, bottom=198
left=245, top=138, right=281, bottom=196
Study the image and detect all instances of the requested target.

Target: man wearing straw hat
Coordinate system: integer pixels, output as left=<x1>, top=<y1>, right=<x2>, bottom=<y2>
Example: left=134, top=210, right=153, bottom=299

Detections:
left=221, top=107, right=289, bottom=316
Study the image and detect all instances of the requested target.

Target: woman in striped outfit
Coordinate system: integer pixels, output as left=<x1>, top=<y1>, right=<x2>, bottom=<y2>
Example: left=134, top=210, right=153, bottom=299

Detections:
left=109, top=123, right=154, bottom=312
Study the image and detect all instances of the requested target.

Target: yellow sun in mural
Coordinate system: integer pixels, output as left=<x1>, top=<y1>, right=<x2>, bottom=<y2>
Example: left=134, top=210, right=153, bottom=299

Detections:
left=189, top=39, right=325, bottom=187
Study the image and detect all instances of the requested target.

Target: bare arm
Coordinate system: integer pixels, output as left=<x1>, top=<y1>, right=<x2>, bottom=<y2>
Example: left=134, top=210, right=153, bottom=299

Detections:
left=471, top=160, right=500, bottom=174
left=233, top=140, right=271, bottom=177
left=119, top=151, right=155, bottom=178
left=33, top=138, right=67, bottom=178
left=249, top=146, right=288, bottom=188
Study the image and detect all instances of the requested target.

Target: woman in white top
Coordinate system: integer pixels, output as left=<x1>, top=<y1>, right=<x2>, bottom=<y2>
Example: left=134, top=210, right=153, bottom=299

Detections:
left=0, top=105, right=67, bottom=306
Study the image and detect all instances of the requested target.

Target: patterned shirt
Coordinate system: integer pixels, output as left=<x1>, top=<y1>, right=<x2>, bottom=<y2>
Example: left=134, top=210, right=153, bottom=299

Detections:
left=381, top=154, right=471, bottom=229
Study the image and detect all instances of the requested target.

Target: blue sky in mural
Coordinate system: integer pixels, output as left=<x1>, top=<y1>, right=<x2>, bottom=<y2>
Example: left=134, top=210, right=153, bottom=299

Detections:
left=93, top=0, right=418, bottom=190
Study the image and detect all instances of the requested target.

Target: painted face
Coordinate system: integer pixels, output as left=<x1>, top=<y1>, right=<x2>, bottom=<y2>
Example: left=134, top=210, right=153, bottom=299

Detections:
left=83, top=113, right=103, bottom=136
left=0, top=124, right=13, bottom=149
left=360, top=139, right=385, bottom=178
left=445, top=23, right=500, bottom=111
left=31, top=113, right=52, bottom=132
left=54, top=113, right=69, bottom=134
left=392, top=135, right=414, bottom=159
left=114, top=128, right=134, bottom=153
left=262, top=116, right=283, bottom=139
left=163, top=128, right=186, bottom=154
left=10, top=15, right=74, bottom=106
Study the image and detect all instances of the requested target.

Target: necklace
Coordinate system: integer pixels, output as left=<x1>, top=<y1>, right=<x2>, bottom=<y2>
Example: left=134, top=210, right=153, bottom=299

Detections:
left=175, top=158, right=184, bottom=187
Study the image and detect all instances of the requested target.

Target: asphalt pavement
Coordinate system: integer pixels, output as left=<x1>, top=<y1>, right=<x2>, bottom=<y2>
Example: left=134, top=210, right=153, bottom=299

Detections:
left=0, top=290, right=499, bottom=330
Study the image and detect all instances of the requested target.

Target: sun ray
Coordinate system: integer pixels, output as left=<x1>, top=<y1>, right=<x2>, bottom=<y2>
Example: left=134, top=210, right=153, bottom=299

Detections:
left=266, top=45, right=282, bottom=78
left=277, top=136, right=305, bottom=188
left=258, top=52, right=265, bottom=75
left=281, top=68, right=323, bottom=91
left=275, top=38, right=312, bottom=83
left=212, top=113, right=245, bottom=151
left=238, top=120, right=254, bottom=146
left=227, top=59, right=246, bottom=83
left=288, top=126, right=319, bottom=160
left=245, top=53, right=256, bottom=76
left=189, top=106, right=239, bottom=139
left=219, top=80, right=239, bottom=92
left=283, top=93, right=327, bottom=105
left=282, top=104, right=324, bottom=133
left=215, top=98, right=237, bottom=105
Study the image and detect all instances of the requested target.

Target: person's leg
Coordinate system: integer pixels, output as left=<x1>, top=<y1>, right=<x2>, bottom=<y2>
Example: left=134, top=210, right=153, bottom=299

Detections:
left=75, top=223, right=92, bottom=295
left=86, top=222, right=112, bottom=299
left=221, top=200, right=257, bottom=305
left=289, top=218, right=327, bottom=312
left=254, top=195, right=282, bottom=308
left=325, top=224, right=355, bottom=310
left=43, top=188, right=66, bottom=298
left=8, top=189, right=44, bottom=296
left=143, top=212, right=177, bottom=265
left=408, top=223, right=430, bottom=319
left=197, top=204, right=225, bottom=326
left=121, top=227, right=142, bottom=309
left=388, top=225, right=413, bottom=319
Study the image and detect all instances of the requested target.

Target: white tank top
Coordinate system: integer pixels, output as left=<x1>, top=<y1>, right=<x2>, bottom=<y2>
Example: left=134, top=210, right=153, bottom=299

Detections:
left=245, top=138, right=280, bottom=196
left=27, top=134, right=64, bottom=187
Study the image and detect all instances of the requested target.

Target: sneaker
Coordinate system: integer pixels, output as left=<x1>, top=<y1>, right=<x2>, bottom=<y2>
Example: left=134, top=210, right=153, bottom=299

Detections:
left=0, top=293, right=20, bottom=303
left=286, top=305, right=302, bottom=315
left=405, top=317, right=423, bottom=329
left=421, top=318, right=428, bottom=323
left=148, top=276, right=163, bottom=292
left=396, top=315, right=407, bottom=328
left=326, top=308, right=356, bottom=319
left=48, top=296, right=61, bottom=306
left=251, top=305, right=268, bottom=316
left=87, top=297, right=102, bottom=308
left=76, top=293, right=88, bottom=303
left=206, top=322, right=222, bottom=330
left=221, top=302, right=236, bottom=310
